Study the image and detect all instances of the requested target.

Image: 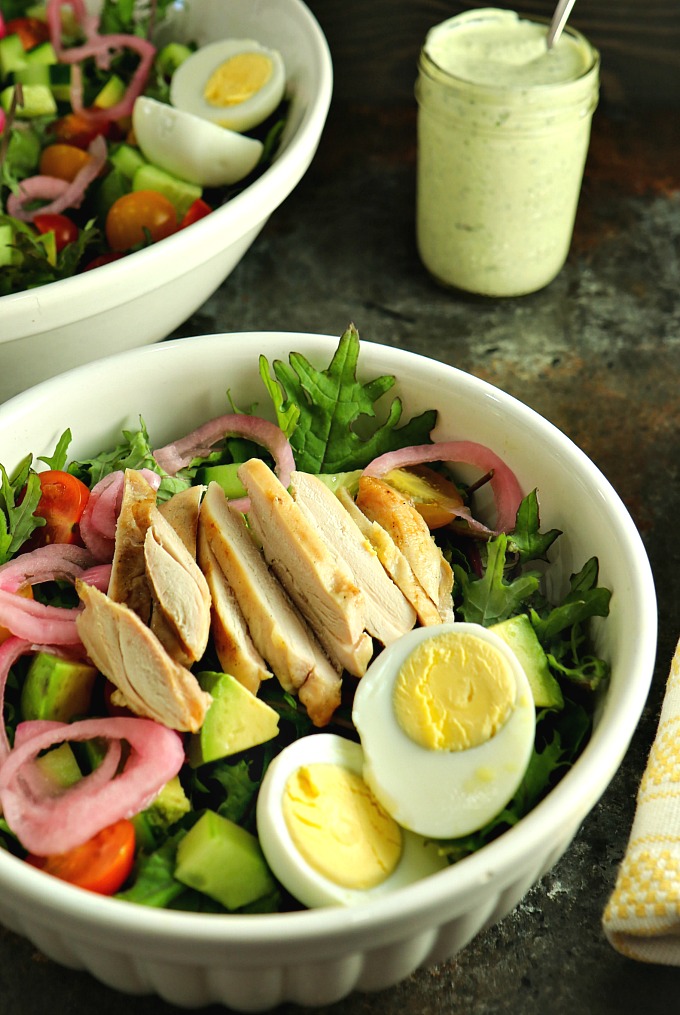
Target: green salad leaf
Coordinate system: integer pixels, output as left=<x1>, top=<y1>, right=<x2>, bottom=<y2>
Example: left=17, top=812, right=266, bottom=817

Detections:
left=260, top=324, right=437, bottom=474
left=0, top=458, right=43, bottom=565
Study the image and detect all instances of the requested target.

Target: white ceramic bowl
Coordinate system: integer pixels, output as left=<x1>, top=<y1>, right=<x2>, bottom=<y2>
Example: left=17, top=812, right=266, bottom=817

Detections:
left=0, top=2, right=332, bottom=403
left=0, top=333, right=656, bottom=1010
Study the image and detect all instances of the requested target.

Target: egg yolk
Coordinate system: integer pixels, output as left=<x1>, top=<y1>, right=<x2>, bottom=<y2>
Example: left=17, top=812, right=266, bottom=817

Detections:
left=393, top=631, right=515, bottom=751
left=283, top=763, right=402, bottom=890
left=203, top=53, right=273, bottom=109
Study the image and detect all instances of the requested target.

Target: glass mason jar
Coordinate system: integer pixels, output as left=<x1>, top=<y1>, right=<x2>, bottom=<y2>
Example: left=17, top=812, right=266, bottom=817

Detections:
left=415, top=9, right=600, bottom=298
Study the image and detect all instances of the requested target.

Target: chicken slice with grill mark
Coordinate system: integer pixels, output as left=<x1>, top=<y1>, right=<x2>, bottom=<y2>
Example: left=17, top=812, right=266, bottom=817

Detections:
left=158, top=484, right=205, bottom=558
left=336, top=487, right=443, bottom=626
left=238, top=458, right=373, bottom=677
left=290, top=471, right=416, bottom=645
left=355, top=476, right=454, bottom=623
left=199, top=482, right=341, bottom=726
left=145, top=506, right=211, bottom=666
left=197, top=524, right=270, bottom=694
left=107, top=468, right=157, bottom=623
left=75, top=581, right=211, bottom=733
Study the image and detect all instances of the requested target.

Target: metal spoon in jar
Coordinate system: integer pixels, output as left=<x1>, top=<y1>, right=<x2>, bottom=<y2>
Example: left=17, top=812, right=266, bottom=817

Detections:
left=546, top=0, right=578, bottom=48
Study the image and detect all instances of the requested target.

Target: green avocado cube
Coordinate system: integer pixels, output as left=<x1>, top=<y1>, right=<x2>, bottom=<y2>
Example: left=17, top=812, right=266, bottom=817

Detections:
left=188, top=671, right=279, bottom=768
left=175, top=810, right=276, bottom=910
left=491, top=614, right=564, bottom=709
left=21, top=651, right=98, bottom=723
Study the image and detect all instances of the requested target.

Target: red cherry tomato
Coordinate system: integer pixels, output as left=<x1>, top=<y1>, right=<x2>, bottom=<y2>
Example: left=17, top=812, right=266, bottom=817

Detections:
left=39, top=143, right=93, bottom=183
left=50, top=112, right=111, bottom=150
left=180, top=198, right=213, bottom=228
left=26, top=819, right=136, bottom=895
left=33, top=213, right=79, bottom=253
left=25, top=470, right=91, bottom=549
left=5, top=17, right=51, bottom=50
left=105, top=190, right=178, bottom=252
left=81, top=252, right=124, bottom=272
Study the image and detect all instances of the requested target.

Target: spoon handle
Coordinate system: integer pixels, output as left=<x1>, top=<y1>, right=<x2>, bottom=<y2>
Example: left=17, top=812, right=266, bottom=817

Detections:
left=547, top=0, right=578, bottom=48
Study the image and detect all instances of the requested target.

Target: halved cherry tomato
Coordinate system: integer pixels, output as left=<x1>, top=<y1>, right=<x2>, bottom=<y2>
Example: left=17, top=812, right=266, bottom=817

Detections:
left=105, top=190, right=178, bottom=252
left=33, top=213, right=79, bottom=253
left=26, top=819, right=136, bottom=895
left=25, top=470, right=91, bottom=549
left=383, top=465, right=465, bottom=530
left=5, top=17, right=51, bottom=50
left=180, top=198, right=212, bottom=228
left=50, top=112, right=111, bottom=150
left=39, top=143, right=92, bottom=183
left=82, top=252, right=124, bottom=272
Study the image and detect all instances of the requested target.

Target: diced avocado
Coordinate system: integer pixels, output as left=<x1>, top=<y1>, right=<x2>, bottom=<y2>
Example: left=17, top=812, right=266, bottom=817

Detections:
left=20, top=651, right=98, bottom=723
left=34, top=743, right=82, bottom=789
left=109, top=142, right=147, bottom=180
left=131, top=775, right=191, bottom=850
left=0, top=224, right=20, bottom=268
left=93, top=73, right=126, bottom=109
left=175, top=809, right=277, bottom=910
left=1, top=83, right=57, bottom=118
left=491, top=614, right=564, bottom=709
left=155, top=41, right=193, bottom=78
left=188, top=671, right=280, bottom=769
left=197, top=465, right=247, bottom=502
left=13, top=63, right=50, bottom=87
left=0, top=34, right=28, bottom=78
left=132, top=163, right=202, bottom=219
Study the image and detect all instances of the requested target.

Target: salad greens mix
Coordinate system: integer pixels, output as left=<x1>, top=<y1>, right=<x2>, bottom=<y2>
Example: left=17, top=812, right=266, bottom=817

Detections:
left=0, top=0, right=288, bottom=295
left=0, top=326, right=611, bottom=910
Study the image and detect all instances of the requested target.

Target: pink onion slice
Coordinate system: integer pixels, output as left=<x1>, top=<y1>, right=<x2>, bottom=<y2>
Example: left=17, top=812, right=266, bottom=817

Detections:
left=362, top=440, right=524, bottom=534
left=0, top=544, right=94, bottom=594
left=153, top=414, right=296, bottom=513
left=7, top=135, right=107, bottom=223
left=0, top=716, right=185, bottom=855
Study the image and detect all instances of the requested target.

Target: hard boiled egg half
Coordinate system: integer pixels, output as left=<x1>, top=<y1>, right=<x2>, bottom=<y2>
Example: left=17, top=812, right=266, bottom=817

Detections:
left=256, top=734, right=447, bottom=908
left=132, top=97, right=264, bottom=188
left=352, top=623, right=536, bottom=840
left=170, top=39, right=286, bottom=133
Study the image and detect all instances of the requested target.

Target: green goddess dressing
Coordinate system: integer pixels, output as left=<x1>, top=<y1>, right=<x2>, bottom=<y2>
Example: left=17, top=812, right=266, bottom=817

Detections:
left=416, top=8, right=599, bottom=297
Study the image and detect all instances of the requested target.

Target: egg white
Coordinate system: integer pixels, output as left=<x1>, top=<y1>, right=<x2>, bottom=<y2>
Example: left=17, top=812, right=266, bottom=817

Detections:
left=256, top=733, right=447, bottom=908
left=170, top=39, right=286, bottom=133
left=132, top=96, right=263, bottom=188
left=352, top=623, right=537, bottom=840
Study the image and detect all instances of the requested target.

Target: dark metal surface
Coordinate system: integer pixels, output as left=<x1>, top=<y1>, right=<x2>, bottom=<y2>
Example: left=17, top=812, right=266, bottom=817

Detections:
left=1, top=19, right=679, bottom=1014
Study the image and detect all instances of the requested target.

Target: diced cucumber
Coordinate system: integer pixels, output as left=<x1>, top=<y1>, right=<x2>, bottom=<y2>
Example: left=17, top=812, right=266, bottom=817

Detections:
left=132, top=163, right=202, bottom=219
left=93, top=73, right=126, bottom=109
left=155, top=41, right=193, bottom=78
left=109, top=142, right=147, bottom=180
left=175, top=810, right=277, bottom=910
left=24, top=40, right=58, bottom=67
left=1, top=83, right=57, bottom=118
left=13, top=63, right=51, bottom=87
left=0, top=34, right=28, bottom=79
left=94, top=166, right=131, bottom=218
left=0, top=224, right=20, bottom=268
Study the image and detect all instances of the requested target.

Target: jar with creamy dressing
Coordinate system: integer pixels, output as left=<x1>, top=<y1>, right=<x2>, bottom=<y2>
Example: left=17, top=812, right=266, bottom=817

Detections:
left=415, top=8, right=600, bottom=297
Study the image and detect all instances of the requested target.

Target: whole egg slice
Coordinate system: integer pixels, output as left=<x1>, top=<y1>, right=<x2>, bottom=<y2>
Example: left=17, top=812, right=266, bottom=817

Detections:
left=352, top=623, right=537, bottom=840
left=256, top=733, right=447, bottom=908
left=132, top=97, right=263, bottom=187
left=170, top=39, right=286, bottom=133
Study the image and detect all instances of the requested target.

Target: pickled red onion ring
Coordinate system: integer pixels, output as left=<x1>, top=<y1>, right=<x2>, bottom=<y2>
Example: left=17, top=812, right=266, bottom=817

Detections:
left=362, top=441, right=523, bottom=533
left=0, top=716, right=184, bottom=855
left=153, top=415, right=295, bottom=513
left=7, top=135, right=107, bottom=223
left=0, top=544, right=95, bottom=594
left=79, top=469, right=161, bottom=562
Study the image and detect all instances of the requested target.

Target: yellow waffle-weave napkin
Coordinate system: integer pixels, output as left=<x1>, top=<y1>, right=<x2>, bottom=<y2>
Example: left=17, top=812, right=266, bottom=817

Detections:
left=603, top=636, right=680, bottom=962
